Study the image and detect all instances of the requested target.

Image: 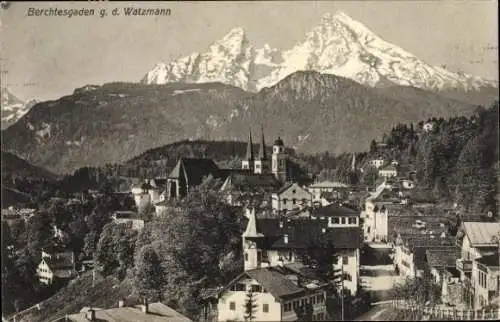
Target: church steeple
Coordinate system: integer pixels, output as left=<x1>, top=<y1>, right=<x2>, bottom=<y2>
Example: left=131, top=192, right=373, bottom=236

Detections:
left=258, top=125, right=267, bottom=160
left=246, top=130, right=254, bottom=160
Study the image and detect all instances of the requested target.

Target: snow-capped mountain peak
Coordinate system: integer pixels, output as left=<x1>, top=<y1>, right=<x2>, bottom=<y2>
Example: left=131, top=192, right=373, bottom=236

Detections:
left=1, top=88, right=35, bottom=130
left=142, top=11, right=498, bottom=92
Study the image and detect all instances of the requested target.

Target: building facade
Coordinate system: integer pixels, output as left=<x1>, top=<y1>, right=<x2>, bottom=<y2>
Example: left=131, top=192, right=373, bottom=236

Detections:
left=271, top=183, right=313, bottom=213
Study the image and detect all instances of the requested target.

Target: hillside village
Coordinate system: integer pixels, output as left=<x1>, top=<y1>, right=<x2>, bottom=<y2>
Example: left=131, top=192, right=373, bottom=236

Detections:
left=2, top=108, right=499, bottom=322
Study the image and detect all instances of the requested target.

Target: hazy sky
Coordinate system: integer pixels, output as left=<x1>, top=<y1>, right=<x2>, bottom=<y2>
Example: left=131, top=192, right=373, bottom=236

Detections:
left=1, top=0, right=498, bottom=101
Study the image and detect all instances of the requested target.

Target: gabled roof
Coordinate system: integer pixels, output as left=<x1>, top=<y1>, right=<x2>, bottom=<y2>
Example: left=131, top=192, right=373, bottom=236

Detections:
left=42, top=253, right=74, bottom=270
left=253, top=218, right=363, bottom=249
left=275, top=182, right=312, bottom=196
left=221, top=172, right=281, bottom=192
left=425, top=248, right=457, bottom=269
left=168, top=158, right=220, bottom=186
left=222, top=266, right=327, bottom=301
left=461, top=222, right=500, bottom=246
left=66, top=302, right=192, bottom=322
left=246, top=268, right=304, bottom=298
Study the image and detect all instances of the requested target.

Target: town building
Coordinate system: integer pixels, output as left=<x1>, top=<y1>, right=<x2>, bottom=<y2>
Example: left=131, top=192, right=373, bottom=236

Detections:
left=36, top=246, right=76, bottom=285
left=166, top=158, right=220, bottom=199
left=242, top=205, right=363, bottom=296
left=61, top=300, right=192, bottom=322
left=472, top=253, right=499, bottom=309
left=455, top=222, right=500, bottom=308
left=272, top=183, right=313, bottom=213
left=393, top=235, right=455, bottom=278
left=217, top=265, right=329, bottom=322
left=378, top=164, right=398, bottom=178
left=220, top=172, right=281, bottom=207
left=307, top=181, right=350, bottom=202
left=369, top=159, right=385, bottom=169
left=241, top=128, right=289, bottom=184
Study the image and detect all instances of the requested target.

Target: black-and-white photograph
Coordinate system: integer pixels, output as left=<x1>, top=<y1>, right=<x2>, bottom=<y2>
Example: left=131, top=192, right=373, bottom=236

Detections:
left=1, top=1, right=498, bottom=321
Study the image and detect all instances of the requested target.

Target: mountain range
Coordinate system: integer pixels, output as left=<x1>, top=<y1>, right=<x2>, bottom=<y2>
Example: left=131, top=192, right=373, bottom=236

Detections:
left=142, top=12, right=498, bottom=94
left=1, top=71, right=483, bottom=174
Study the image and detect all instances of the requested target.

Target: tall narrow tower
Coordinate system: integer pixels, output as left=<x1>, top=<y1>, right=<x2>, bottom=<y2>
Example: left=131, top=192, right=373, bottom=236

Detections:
left=254, top=126, right=270, bottom=174
left=242, top=130, right=254, bottom=170
left=272, top=137, right=288, bottom=183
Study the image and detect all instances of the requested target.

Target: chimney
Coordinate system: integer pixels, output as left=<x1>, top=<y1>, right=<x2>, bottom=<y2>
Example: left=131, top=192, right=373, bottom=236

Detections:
left=86, top=308, right=96, bottom=321
left=142, top=298, right=149, bottom=314
left=118, top=299, right=126, bottom=308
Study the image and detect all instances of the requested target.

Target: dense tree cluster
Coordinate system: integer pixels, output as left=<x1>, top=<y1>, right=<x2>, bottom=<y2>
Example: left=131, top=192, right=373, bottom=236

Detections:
left=130, top=177, right=245, bottom=319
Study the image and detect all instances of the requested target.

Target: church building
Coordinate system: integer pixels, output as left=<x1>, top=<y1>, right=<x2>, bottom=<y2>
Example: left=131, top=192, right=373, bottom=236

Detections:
left=242, top=127, right=288, bottom=184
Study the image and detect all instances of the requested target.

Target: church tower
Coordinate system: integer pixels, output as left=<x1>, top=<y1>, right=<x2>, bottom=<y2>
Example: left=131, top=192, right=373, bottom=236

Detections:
left=242, top=130, right=254, bottom=170
left=254, top=126, right=270, bottom=174
left=272, top=137, right=288, bottom=183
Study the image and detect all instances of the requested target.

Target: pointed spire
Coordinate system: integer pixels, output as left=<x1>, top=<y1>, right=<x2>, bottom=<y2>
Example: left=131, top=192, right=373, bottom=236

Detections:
left=246, top=130, right=254, bottom=160
left=258, top=125, right=267, bottom=160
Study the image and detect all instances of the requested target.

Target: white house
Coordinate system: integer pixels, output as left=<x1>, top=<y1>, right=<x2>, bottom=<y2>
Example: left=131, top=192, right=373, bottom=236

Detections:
left=455, top=222, right=500, bottom=308
left=378, top=165, right=398, bottom=178
left=272, top=183, right=313, bottom=213
left=307, top=181, right=350, bottom=201
left=217, top=266, right=329, bottom=322
left=369, top=159, right=386, bottom=169
left=36, top=247, right=76, bottom=285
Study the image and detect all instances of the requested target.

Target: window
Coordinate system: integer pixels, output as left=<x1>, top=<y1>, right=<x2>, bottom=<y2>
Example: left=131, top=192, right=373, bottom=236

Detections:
left=311, top=296, right=316, bottom=305
left=293, top=300, right=299, bottom=309
left=316, top=294, right=324, bottom=303
left=348, top=217, right=357, bottom=225
left=340, top=217, right=346, bottom=225
left=229, top=302, right=236, bottom=310
left=342, top=256, right=349, bottom=265
left=293, top=199, right=297, bottom=205
left=343, top=273, right=352, bottom=281
left=284, top=303, right=292, bottom=312
left=283, top=199, right=287, bottom=205
left=301, top=299, right=305, bottom=307
left=245, top=253, right=248, bottom=261
left=331, top=217, right=340, bottom=224
left=251, top=285, right=263, bottom=293
left=263, top=304, right=269, bottom=313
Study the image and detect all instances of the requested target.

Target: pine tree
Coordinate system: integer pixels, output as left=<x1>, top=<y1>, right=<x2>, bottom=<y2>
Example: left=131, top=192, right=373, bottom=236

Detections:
left=243, top=290, right=258, bottom=321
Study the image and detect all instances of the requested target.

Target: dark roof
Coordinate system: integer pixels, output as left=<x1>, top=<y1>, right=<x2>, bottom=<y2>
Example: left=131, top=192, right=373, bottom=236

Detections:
left=414, top=245, right=455, bottom=270
left=44, top=253, right=74, bottom=270
left=476, top=253, right=500, bottom=268
left=310, top=204, right=359, bottom=218
left=274, top=137, right=284, bottom=146
left=254, top=218, right=363, bottom=249
left=168, top=158, right=220, bottom=186
left=246, top=268, right=304, bottom=299
left=425, top=248, right=457, bottom=269
left=222, top=172, right=281, bottom=192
